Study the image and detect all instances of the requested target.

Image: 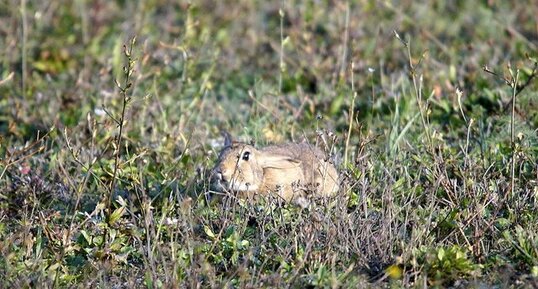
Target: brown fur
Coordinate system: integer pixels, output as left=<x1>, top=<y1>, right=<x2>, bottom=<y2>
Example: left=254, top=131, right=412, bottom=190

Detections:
left=211, top=137, right=339, bottom=202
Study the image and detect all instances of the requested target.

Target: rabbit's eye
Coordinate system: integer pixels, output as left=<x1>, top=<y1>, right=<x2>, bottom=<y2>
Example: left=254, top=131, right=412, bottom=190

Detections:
left=242, top=151, right=250, bottom=161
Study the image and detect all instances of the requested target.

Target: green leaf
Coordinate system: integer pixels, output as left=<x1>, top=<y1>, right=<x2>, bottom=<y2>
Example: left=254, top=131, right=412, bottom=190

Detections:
left=204, top=226, right=216, bottom=239
left=532, top=266, right=538, bottom=277
left=80, top=230, right=92, bottom=245
left=240, top=239, right=250, bottom=249
left=437, top=248, right=445, bottom=261
left=108, top=206, right=126, bottom=225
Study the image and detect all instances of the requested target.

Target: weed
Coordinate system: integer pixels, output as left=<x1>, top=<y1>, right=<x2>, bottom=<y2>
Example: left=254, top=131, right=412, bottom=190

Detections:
left=1, top=1, right=537, bottom=288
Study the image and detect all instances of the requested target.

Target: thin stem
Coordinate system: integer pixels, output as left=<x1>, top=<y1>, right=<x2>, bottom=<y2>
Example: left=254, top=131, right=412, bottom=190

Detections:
left=340, top=1, right=350, bottom=80
left=370, top=69, right=375, bottom=115
left=406, top=39, right=432, bottom=149
left=76, top=0, right=90, bottom=83
left=108, top=38, right=136, bottom=212
left=510, top=69, right=519, bottom=198
left=21, top=0, right=27, bottom=97
left=278, top=4, right=285, bottom=94
left=344, top=62, right=356, bottom=167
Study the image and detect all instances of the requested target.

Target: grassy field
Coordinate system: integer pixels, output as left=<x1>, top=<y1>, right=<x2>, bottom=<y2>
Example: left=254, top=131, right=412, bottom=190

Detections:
left=1, top=0, right=538, bottom=287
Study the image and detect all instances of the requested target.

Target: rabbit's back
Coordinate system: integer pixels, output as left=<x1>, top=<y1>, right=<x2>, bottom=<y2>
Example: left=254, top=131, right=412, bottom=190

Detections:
left=262, top=143, right=339, bottom=196
left=261, top=143, right=324, bottom=159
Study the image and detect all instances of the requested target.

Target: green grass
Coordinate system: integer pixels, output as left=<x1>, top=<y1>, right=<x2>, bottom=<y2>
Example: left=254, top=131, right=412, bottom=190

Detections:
left=1, top=0, right=538, bottom=288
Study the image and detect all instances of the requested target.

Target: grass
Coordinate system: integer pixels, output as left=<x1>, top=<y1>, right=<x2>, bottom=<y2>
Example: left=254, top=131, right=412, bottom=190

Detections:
left=1, top=0, right=538, bottom=288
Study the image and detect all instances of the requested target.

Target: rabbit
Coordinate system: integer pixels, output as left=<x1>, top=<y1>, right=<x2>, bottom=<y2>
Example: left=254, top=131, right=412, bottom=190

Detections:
left=211, top=132, right=339, bottom=203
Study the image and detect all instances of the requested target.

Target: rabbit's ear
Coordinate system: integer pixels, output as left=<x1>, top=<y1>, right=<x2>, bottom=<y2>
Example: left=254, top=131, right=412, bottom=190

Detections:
left=222, top=131, right=233, bottom=147
left=259, top=155, right=301, bottom=169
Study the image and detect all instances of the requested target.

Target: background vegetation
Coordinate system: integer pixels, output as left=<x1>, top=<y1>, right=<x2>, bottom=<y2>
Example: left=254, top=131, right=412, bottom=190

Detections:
left=1, top=0, right=537, bottom=287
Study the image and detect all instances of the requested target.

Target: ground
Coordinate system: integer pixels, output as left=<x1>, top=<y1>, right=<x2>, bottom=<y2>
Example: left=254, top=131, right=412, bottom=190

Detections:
left=0, top=0, right=538, bottom=288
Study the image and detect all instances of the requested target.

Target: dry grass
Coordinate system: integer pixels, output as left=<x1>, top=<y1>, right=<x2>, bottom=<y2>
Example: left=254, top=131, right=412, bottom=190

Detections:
left=0, top=1, right=537, bottom=288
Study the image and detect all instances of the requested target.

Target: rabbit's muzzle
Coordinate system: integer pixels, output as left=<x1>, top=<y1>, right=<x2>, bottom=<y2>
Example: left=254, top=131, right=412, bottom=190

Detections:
left=210, top=167, right=228, bottom=191
left=210, top=166, right=258, bottom=193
